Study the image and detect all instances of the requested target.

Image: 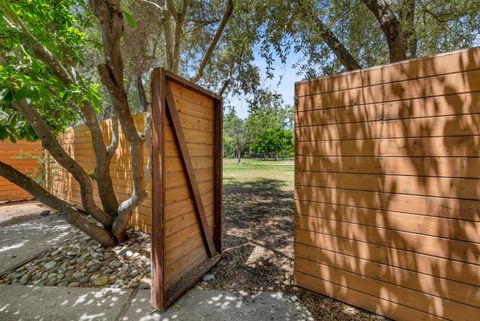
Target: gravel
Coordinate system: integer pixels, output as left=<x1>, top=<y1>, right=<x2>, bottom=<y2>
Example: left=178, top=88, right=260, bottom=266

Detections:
left=0, top=229, right=151, bottom=289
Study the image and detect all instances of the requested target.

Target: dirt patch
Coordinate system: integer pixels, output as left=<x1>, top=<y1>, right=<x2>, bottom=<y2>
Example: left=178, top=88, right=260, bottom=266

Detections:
left=203, top=177, right=387, bottom=321
left=0, top=201, right=50, bottom=227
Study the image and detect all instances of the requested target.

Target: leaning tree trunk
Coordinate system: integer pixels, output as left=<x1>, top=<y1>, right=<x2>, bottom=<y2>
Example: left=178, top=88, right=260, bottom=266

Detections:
left=0, top=161, right=116, bottom=246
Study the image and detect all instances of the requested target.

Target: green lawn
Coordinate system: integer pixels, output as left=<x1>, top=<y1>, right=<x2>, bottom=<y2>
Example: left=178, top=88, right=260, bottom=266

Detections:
left=223, top=158, right=294, bottom=190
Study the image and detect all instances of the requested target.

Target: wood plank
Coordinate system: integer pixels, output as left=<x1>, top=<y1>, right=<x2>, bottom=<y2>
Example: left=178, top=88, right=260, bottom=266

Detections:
left=295, top=272, right=447, bottom=321
left=296, top=47, right=480, bottom=96
left=165, top=83, right=216, bottom=257
left=295, top=230, right=480, bottom=286
left=296, top=114, right=480, bottom=141
left=295, top=93, right=480, bottom=126
left=164, top=125, right=214, bottom=145
left=296, top=155, right=480, bottom=179
left=149, top=67, right=165, bottom=311
left=166, top=247, right=207, bottom=289
left=170, top=81, right=215, bottom=110
left=213, top=98, right=223, bottom=253
left=296, top=200, right=480, bottom=242
left=165, top=141, right=214, bottom=157
left=297, top=135, right=480, bottom=157
left=165, top=168, right=213, bottom=189
left=296, top=171, right=480, bottom=200
left=295, top=259, right=479, bottom=321
left=297, top=69, right=480, bottom=111
left=295, top=186, right=480, bottom=222
left=296, top=217, right=480, bottom=264
left=162, top=157, right=212, bottom=174
left=165, top=209, right=214, bottom=237
left=295, top=243, right=480, bottom=308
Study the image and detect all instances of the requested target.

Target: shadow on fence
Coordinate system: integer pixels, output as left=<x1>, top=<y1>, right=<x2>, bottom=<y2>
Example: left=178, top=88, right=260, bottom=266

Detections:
left=294, top=48, right=480, bottom=320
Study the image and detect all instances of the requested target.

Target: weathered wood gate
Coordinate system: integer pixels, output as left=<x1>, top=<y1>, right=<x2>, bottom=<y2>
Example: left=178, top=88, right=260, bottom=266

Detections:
left=150, top=68, right=223, bottom=311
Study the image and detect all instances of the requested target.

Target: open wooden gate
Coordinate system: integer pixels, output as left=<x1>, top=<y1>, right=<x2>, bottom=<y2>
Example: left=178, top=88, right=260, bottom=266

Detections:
left=150, top=68, right=223, bottom=311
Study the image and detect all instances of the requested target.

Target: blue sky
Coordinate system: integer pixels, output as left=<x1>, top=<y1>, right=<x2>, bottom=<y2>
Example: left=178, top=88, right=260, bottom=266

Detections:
left=227, top=49, right=302, bottom=119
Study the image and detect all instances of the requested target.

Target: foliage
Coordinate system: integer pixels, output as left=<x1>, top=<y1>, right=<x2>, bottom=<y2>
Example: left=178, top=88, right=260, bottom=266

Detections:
left=224, top=89, right=294, bottom=160
left=0, top=0, right=100, bottom=141
left=256, top=0, right=480, bottom=78
left=250, top=127, right=293, bottom=159
left=223, top=106, right=246, bottom=159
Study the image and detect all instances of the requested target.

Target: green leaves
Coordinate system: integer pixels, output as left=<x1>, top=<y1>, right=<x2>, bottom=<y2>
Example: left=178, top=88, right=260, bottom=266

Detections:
left=123, top=9, right=137, bottom=29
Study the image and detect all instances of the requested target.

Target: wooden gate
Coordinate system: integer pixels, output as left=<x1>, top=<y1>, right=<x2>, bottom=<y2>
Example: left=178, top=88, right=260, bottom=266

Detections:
left=150, top=68, right=223, bottom=311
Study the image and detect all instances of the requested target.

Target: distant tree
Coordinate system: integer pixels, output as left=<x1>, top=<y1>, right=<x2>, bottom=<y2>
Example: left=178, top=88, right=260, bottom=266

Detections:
left=244, top=89, right=294, bottom=159
left=223, top=107, right=246, bottom=163
left=251, top=127, right=293, bottom=160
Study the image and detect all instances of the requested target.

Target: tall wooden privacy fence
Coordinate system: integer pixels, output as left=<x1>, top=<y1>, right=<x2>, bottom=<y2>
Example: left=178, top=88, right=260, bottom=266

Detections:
left=294, top=47, right=480, bottom=321
left=0, top=140, right=41, bottom=202
left=49, top=69, right=223, bottom=311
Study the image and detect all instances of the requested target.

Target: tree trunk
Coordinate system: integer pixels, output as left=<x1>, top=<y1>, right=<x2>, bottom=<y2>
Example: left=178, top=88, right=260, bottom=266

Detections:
left=91, top=0, right=148, bottom=242
left=12, top=101, right=112, bottom=227
left=362, top=0, right=407, bottom=62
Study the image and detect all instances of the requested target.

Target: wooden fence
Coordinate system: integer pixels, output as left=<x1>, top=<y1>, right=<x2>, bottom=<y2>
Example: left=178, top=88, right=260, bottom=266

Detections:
left=48, top=69, right=223, bottom=311
left=294, top=47, right=480, bottom=321
left=0, top=140, right=41, bottom=202
left=48, top=113, right=153, bottom=233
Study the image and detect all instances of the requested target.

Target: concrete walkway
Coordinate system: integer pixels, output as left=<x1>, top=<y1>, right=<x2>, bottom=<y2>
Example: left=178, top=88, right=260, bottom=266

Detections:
left=0, top=215, right=74, bottom=274
left=0, top=285, right=313, bottom=321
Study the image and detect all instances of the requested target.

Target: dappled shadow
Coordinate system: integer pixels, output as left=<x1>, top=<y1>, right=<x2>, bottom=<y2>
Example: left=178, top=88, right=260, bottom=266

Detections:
left=0, top=215, right=74, bottom=275
left=204, top=176, right=381, bottom=320
left=122, top=288, right=313, bottom=321
left=206, top=178, right=293, bottom=293
left=295, top=47, right=480, bottom=320
left=0, top=285, right=131, bottom=320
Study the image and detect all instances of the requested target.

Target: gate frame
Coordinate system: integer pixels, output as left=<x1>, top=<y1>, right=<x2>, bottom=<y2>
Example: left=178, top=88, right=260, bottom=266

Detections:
left=150, top=68, right=223, bottom=311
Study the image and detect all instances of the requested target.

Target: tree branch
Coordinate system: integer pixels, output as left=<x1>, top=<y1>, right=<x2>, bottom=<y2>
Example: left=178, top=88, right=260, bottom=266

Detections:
left=362, top=0, right=407, bottom=62
left=171, top=0, right=189, bottom=73
left=296, top=0, right=362, bottom=71
left=136, top=75, right=149, bottom=112
left=399, top=0, right=417, bottom=58
left=90, top=0, right=148, bottom=241
left=192, top=0, right=234, bottom=83
left=10, top=101, right=112, bottom=227
left=4, top=10, right=119, bottom=215
left=0, top=161, right=115, bottom=246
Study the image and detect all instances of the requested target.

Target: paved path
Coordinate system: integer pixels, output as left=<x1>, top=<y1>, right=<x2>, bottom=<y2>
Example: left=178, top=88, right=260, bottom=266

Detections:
left=0, top=214, right=74, bottom=274
left=0, top=286, right=313, bottom=321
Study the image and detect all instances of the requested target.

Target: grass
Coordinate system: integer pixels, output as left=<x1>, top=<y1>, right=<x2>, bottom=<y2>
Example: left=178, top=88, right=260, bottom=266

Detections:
left=223, top=158, right=294, bottom=190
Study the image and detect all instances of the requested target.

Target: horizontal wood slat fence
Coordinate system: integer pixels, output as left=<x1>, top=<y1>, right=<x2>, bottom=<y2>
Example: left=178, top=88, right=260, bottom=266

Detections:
left=294, top=47, right=480, bottom=321
left=0, top=140, right=41, bottom=202
left=47, top=69, right=223, bottom=311
left=47, top=113, right=153, bottom=233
